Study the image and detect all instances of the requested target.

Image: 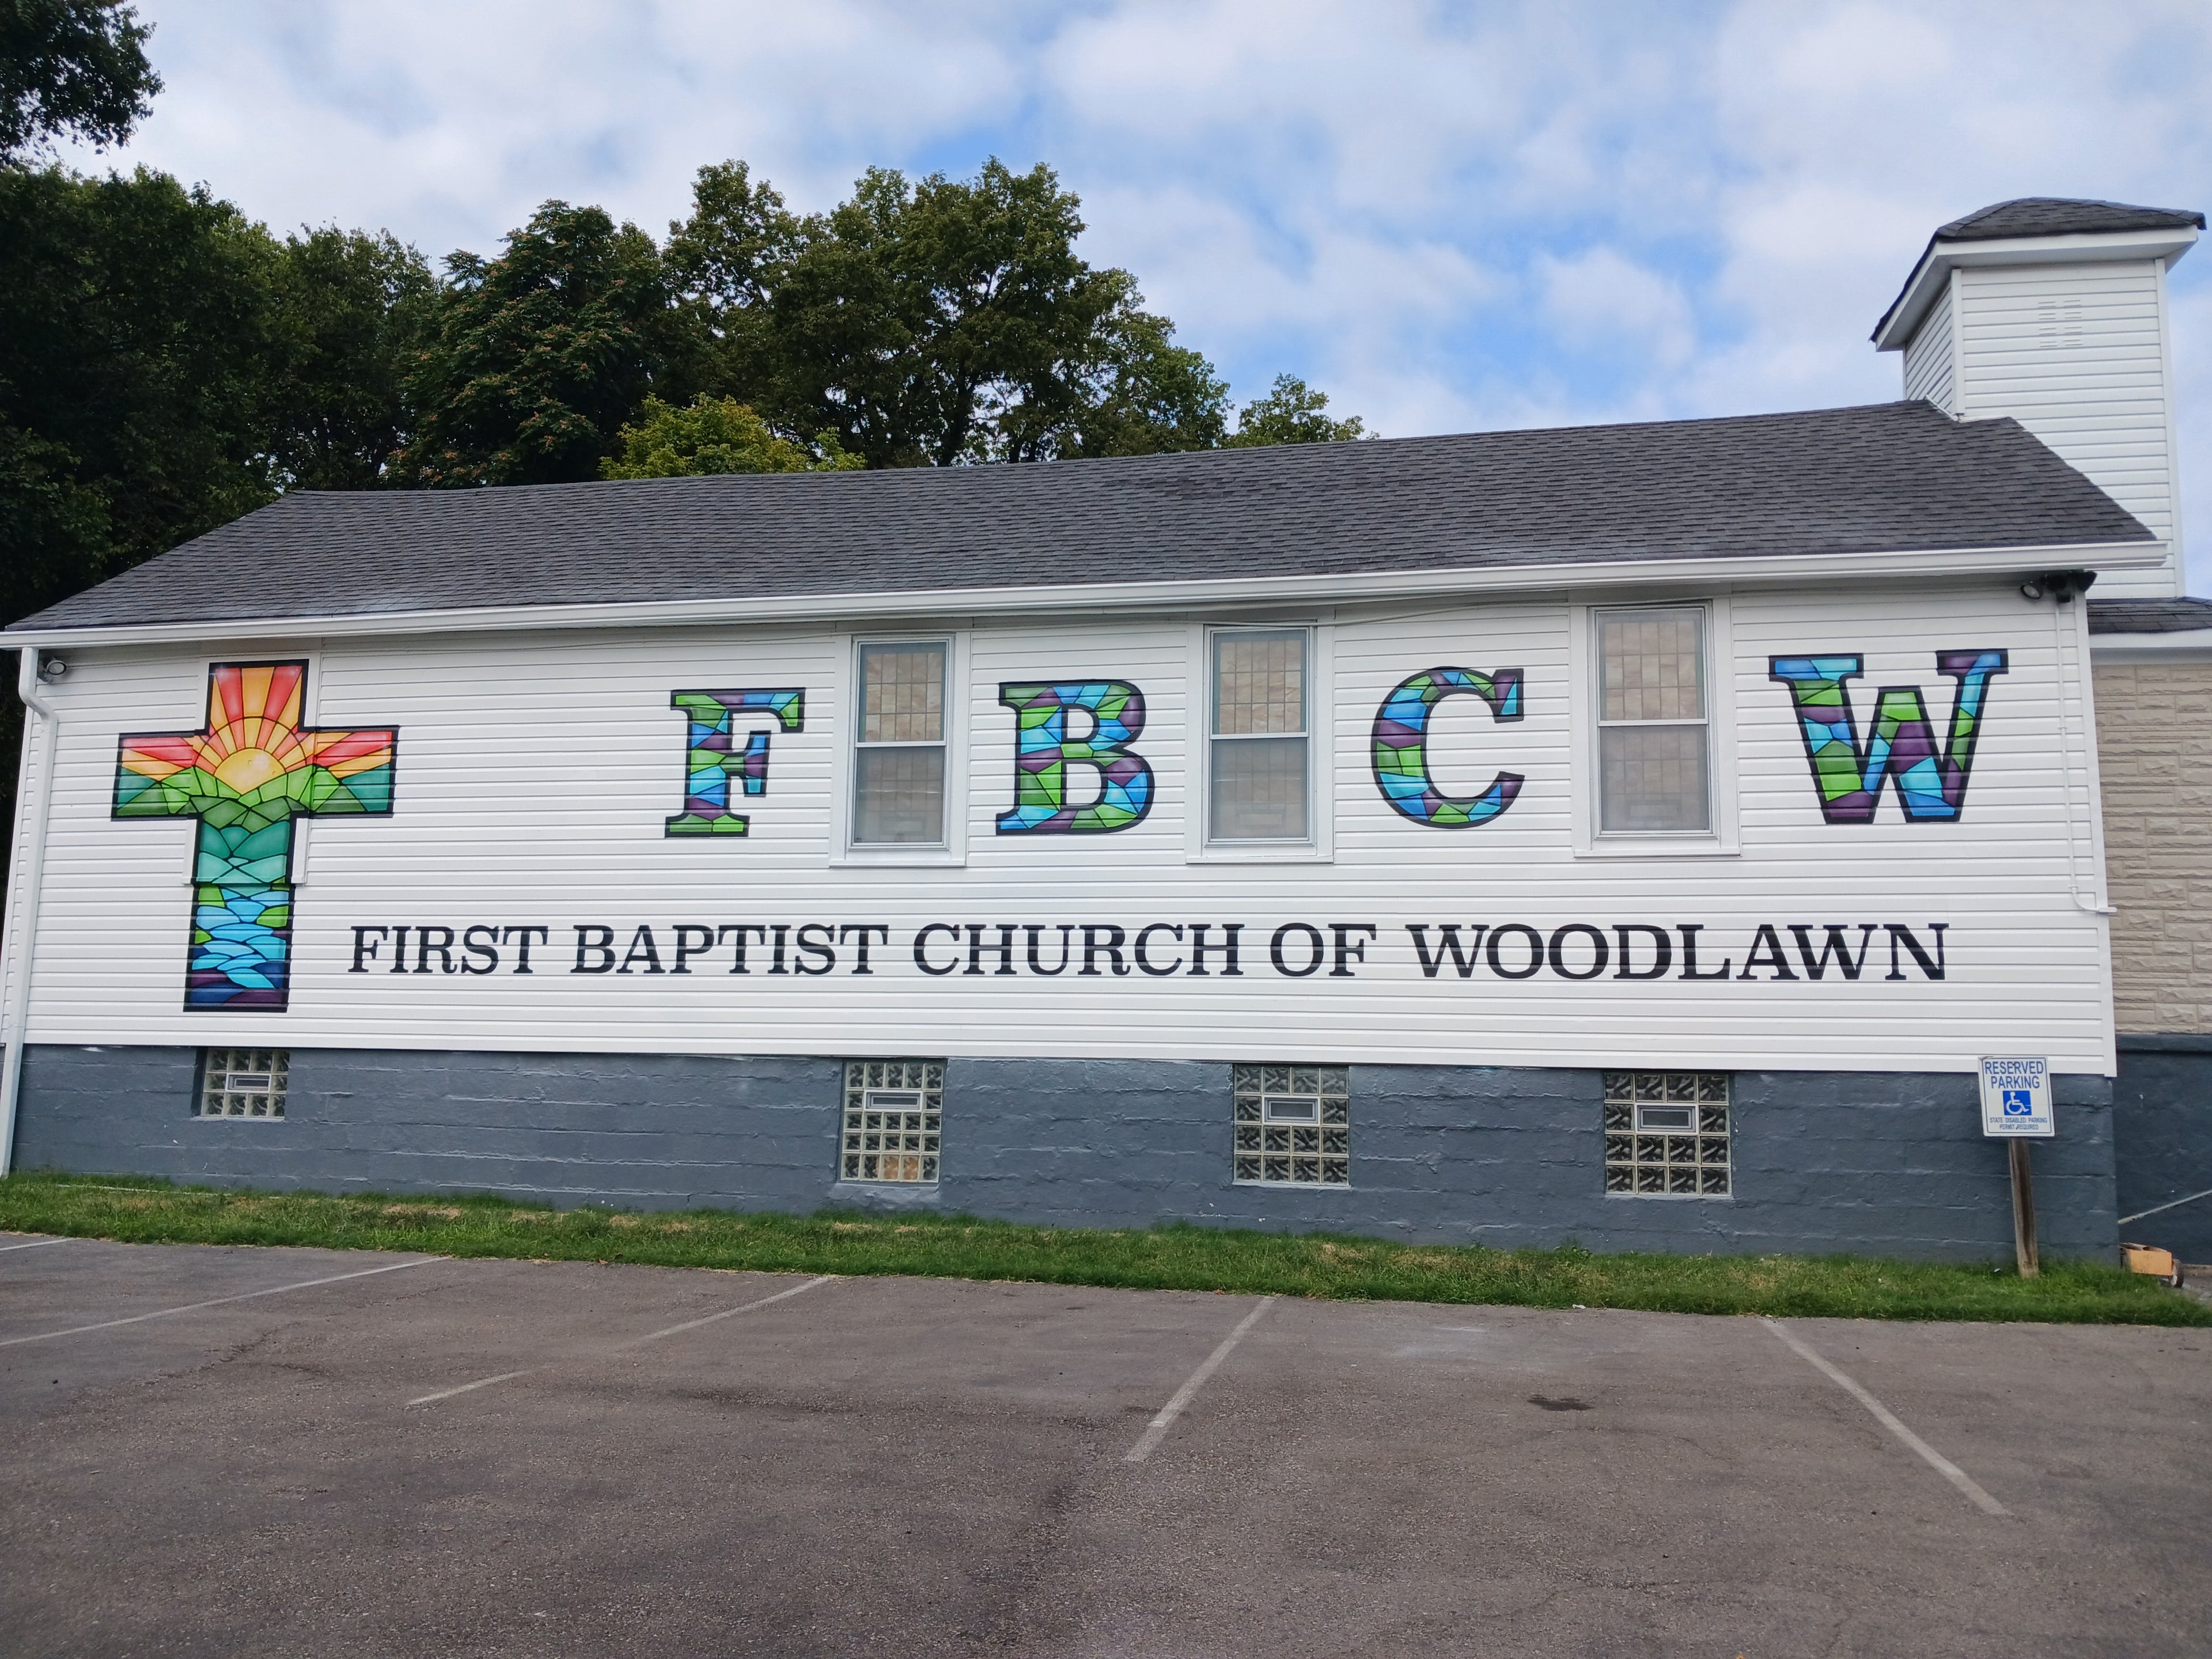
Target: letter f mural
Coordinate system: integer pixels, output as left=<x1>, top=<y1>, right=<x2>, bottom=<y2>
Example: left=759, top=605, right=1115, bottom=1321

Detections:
left=1768, top=650, right=2008, bottom=823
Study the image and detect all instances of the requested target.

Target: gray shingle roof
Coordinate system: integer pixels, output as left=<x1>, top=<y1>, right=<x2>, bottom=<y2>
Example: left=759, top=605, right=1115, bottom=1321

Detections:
left=2088, top=597, right=2212, bottom=634
left=1936, top=198, right=2205, bottom=241
left=10, top=400, right=2155, bottom=633
left=1874, top=196, right=2203, bottom=343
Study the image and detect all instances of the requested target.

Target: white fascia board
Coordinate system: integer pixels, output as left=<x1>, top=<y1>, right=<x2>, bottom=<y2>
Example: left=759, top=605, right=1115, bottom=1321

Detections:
left=2089, top=630, right=2212, bottom=661
left=2, top=538, right=2165, bottom=652
left=1874, top=225, right=2202, bottom=351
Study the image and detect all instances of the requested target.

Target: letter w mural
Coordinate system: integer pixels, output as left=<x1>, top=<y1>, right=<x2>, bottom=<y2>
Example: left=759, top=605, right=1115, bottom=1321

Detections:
left=1767, top=651, right=2007, bottom=823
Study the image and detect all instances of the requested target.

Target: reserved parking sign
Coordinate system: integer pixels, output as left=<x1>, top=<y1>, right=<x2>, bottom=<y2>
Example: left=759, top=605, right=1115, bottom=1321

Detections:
left=1978, top=1056, right=2054, bottom=1138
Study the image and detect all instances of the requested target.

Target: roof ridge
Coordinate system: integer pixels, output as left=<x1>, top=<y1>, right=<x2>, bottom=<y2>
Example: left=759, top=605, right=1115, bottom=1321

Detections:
left=274, top=399, right=1957, bottom=505
left=1935, top=196, right=2205, bottom=240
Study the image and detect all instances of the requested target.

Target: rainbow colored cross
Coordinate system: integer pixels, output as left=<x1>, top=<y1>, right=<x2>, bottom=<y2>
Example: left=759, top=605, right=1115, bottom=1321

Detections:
left=114, top=662, right=397, bottom=1010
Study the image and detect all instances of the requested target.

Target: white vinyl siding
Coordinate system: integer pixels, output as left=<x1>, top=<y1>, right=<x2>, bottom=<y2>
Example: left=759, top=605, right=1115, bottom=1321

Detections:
left=1901, top=283, right=1956, bottom=411
left=1953, top=259, right=2179, bottom=599
left=5, top=582, right=2112, bottom=1075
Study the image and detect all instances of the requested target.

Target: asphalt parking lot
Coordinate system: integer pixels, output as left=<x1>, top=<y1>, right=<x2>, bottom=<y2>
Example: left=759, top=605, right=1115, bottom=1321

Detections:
left=1, top=1235, right=2206, bottom=1658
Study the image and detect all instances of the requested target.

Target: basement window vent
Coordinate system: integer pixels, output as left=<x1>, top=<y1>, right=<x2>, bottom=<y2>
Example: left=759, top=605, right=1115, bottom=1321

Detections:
left=1233, top=1064, right=1350, bottom=1186
left=841, top=1059, right=943, bottom=1183
left=198, top=1049, right=288, bottom=1119
left=1604, top=1071, right=1729, bottom=1196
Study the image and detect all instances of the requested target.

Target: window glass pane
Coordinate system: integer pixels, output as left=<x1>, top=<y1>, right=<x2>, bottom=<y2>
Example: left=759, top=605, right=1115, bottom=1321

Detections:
left=1211, top=735, right=1309, bottom=839
left=1213, top=631, right=1305, bottom=735
left=1600, top=610, right=1705, bottom=722
left=1600, top=726, right=1710, bottom=832
left=861, top=643, right=945, bottom=744
left=198, top=1047, right=288, bottom=1118
left=1232, top=1063, right=1349, bottom=1185
left=841, top=1060, right=944, bottom=1184
left=1604, top=1071, right=1730, bottom=1196
left=854, top=746, right=946, bottom=843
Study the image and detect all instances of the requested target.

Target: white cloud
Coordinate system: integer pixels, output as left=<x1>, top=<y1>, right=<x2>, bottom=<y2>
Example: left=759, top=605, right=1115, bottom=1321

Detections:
left=1536, top=248, right=1696, bottom=370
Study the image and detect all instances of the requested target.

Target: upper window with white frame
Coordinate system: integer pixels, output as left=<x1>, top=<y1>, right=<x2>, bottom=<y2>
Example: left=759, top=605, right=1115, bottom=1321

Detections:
left=1209, top=628, right=1309, bottom=842
left=853, top=642, right=948, bottom=845
left=1594, top=606, right=1711, bottom=835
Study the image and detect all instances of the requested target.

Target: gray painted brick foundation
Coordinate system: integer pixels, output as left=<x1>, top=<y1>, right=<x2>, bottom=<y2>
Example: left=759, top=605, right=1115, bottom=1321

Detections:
left=2113, top=1036, right=2212, bottom=1261
left=12, top=1044, right=2117, bottom=1261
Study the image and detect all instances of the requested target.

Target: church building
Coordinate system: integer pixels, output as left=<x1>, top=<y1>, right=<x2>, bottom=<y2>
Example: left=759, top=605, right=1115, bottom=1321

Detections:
left=4, top=197, right=2207, bottom=1262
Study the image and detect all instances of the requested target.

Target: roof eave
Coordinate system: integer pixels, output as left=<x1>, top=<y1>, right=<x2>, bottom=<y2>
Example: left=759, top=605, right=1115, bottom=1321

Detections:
left=1872, top=225, right=2202, bottom=351
left=2088, top=628, right=2212, bottom=660
left=3, top=537, right=2164, bottom=651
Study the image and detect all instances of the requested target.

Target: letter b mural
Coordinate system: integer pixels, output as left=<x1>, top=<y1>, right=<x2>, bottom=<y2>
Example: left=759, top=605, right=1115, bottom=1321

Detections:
left=995, top=682, right=1154, bottom=833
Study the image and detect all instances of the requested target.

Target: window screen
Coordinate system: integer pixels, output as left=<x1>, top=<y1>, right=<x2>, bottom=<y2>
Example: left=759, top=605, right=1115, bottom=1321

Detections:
left=854, top=643, right=948, bottom=844
left=1210, top=630, right=1309, bottom=841
left=1595, top=607, right=1710, bottom=833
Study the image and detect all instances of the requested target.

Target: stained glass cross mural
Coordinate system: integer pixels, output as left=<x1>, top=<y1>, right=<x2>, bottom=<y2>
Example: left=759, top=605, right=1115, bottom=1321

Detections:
left=113, top=662, right=397, bottom=1010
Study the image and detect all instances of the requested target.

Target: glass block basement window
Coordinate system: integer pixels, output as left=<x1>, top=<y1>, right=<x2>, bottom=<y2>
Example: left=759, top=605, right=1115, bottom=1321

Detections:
left=841, top=1059, right=944, bottom=1183
left=1604, top=1071, right=1729, bottom=1195
left=1233, top=1064, right=1350, bottom=1185
left=198, top=1049, right=287, bottom=1119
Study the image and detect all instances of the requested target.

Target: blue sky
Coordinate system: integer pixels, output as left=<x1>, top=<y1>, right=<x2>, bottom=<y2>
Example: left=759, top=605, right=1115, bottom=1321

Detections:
left=65, top=1, right=2212, bottom=589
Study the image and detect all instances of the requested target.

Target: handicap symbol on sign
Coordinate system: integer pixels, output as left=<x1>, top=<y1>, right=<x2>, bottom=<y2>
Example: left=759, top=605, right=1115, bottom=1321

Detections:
left=2002, top=1088, right=2035, bottom=1117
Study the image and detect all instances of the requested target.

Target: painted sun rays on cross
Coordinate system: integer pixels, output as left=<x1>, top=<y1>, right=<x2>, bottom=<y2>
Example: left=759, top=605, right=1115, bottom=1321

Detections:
left=114, top=662, right=398, bottom=1010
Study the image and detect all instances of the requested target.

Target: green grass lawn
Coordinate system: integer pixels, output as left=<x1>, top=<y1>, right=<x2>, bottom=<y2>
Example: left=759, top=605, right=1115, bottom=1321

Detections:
left=1, top=1171, right=2201, bottom=1325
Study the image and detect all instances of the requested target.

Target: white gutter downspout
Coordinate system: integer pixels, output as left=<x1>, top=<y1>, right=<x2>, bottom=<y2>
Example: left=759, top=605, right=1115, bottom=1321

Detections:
left=2054, top=593, right=2116, bottom=918
left=1, top=649, right=59, bottom=1176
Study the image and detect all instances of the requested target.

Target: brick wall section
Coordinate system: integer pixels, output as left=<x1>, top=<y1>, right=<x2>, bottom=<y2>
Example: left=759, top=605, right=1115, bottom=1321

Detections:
left=2094, top=660, right=2212, bottom=1033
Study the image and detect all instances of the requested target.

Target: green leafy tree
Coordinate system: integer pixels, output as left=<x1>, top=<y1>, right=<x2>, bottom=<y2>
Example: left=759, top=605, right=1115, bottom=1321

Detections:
left=602, top=395, right=861, bottom=478
left=0, top=165, right=286, bottom=842
left=1055, top=308, right=1229, bottom=459
left=1227, top=373, right=1371, bottom=446
left=665, top=157, right=1317, bottom=467
left=0, top=165, right=284, bottom=627
left=734, top=162, right=1185, bottom=469
left=268, top=227, right=437, bottom=490
left=662, top=160, right=806, bottom=409
left=0, top=0, right=158, bottom=160
left=396, top=202, right=691, bottom=486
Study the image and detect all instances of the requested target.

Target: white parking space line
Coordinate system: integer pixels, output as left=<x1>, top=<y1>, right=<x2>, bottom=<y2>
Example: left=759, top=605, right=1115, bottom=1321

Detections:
left=0, top=1256, right=445, bottom=1347
left=407, top=1273, right=835, bottom=1406
left=0, top=1236, right=71, bottom=1253
left=408, top=1366, right=539, bottom=1406
left=1763, top=1319, right=2008, bottom=1516
left=1125, top=1296, right=1275, bottom=1464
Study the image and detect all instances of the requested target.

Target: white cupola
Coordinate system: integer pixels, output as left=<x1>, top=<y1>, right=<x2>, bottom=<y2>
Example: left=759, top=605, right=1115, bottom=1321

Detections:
left=1873, top=198, right=2202, bottom=599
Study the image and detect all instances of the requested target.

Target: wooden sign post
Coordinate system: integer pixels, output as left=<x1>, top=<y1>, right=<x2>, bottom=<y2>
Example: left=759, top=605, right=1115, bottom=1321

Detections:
left=1979, top=1057, right=2052, bottom=1279
left=2008, top=1139, right=2039, bottom=1279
